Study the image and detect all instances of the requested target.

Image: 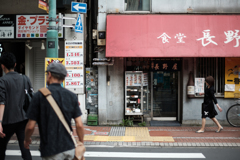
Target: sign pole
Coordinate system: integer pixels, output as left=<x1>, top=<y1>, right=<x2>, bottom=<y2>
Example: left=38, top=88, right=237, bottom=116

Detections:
left=46, top=0, right=58, bottom=58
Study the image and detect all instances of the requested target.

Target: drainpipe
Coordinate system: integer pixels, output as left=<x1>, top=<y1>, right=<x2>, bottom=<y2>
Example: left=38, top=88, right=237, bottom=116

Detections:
left=46, top=0, right=58, bottom=58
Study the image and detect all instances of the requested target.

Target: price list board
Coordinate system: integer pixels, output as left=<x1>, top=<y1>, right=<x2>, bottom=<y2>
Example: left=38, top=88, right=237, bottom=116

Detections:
left=65, top=41, right=84, bottom=94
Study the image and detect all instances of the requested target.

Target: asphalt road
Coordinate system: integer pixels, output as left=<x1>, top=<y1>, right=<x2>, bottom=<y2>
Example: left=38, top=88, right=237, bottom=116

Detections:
left=5, top=144, right=240, bottom=160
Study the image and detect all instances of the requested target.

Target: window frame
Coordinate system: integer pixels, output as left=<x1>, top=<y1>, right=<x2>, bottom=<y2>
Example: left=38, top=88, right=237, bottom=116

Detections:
left=194, top=57, right=225, bottom=98
left=123, top=0, right=152, bottom=13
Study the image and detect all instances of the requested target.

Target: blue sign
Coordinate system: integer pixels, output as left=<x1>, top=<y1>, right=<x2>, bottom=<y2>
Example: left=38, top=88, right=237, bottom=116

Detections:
left=75, top=14, right=83, bottom=33
left=71, top=2, right=87, bottom=13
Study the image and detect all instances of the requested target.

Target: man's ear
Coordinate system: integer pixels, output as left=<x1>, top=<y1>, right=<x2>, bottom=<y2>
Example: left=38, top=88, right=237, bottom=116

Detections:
left=14, top=63, right=16, bottom=68
left=1, top=64, right=5, bottom=70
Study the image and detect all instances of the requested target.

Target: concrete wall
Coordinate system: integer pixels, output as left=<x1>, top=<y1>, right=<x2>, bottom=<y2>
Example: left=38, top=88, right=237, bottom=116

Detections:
left=182, top=58, right=233, bottom=125
left=0, top=0, right=46, bottom=14
left=98, top=0, right=240, bottom=14
left=98, top=1, right=125, bottom=125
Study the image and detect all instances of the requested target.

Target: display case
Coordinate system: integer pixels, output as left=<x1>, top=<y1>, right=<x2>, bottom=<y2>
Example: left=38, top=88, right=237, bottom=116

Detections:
left=125, top=71, right=144, bottom=116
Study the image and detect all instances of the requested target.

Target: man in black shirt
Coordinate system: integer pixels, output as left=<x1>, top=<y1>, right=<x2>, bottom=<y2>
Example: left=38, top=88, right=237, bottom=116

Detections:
left=24, top=63, right=84, bottom=160
left=0, top=52, right=32, bottom=160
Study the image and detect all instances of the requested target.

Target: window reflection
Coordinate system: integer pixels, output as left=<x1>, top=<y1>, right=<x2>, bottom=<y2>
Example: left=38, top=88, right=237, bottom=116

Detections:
left=125, top=0, right=150, bottom=11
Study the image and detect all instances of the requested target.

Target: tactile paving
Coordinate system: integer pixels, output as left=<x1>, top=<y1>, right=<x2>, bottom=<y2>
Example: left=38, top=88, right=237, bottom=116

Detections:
left=125, top=127, right=150, bottom=137
left=109, top=127, right=126, bottom=136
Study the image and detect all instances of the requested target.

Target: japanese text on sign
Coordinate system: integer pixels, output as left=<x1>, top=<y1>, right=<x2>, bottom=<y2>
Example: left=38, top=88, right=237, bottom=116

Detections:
left=157, top=29, right=240, bottom=47
left=65, top=41, right=84, bottom=91
left=16, top=15, right=63, bottom=38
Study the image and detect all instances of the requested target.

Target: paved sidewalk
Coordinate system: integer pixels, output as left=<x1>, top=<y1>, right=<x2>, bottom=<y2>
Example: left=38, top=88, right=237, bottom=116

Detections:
left=10, top=126, right=240, bottom=147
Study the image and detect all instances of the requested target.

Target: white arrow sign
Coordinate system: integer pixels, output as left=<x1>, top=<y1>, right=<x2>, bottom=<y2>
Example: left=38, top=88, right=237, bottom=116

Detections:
left=71, top=2, right=87, bottom=13
left=73, top=4, right=85, bottom=11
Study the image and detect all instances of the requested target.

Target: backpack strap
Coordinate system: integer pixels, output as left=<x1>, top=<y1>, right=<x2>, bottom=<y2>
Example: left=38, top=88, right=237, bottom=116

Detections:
left=39, top=87, right=51, bottom=97
left=39, top=87, right=77, bottom=147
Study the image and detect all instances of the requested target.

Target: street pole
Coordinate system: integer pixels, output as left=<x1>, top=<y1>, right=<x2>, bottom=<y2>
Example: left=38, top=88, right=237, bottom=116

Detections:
left=46, top=0, right=58, bottom=58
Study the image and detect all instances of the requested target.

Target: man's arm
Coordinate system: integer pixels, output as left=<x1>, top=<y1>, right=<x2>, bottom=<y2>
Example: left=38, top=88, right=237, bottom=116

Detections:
left=0, top=104, right=5, bottom=138
left=74, top=116, right=84, bottom=143
left=24, top=119, right=37, bottom=149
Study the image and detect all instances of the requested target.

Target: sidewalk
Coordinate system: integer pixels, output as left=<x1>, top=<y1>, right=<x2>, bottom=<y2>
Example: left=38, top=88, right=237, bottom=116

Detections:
left=10, top=126, right=240, bottom=147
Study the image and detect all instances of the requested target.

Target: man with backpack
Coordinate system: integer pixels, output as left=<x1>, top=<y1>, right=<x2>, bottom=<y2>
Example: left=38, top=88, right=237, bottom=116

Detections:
left=24, top=62, right=84, bottom=160
left=0, top=52, right=32, bottom=160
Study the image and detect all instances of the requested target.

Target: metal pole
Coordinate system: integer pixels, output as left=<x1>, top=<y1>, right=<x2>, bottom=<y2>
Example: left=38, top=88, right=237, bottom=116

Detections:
left=46, top=0, right=58, bottom=58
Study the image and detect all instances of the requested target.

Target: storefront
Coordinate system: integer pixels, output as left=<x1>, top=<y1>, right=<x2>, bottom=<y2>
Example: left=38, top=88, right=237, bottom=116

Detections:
left=124, top=58, right=182, bottom=122
left=104, top=14, right=240, bottom=124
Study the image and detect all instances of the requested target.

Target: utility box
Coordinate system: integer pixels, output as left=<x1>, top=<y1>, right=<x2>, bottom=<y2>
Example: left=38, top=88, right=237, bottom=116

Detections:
left=87, top=114, right=98, bottom=126
left=97, top=31, right=106, bottom=46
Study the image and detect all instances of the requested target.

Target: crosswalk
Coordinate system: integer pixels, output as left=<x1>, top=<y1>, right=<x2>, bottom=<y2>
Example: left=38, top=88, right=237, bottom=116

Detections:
left=6, top=150, right=205, bottom=159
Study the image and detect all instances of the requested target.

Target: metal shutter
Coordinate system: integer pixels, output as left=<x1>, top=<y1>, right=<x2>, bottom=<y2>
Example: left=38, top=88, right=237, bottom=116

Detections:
left=33, top=48, right=46, bottom=91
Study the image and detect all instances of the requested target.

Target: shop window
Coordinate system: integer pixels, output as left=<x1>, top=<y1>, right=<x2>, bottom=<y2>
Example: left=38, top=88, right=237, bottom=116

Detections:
left=196, top=58, right=225, bottom=95
left=124, top=0, right=150, bottom=11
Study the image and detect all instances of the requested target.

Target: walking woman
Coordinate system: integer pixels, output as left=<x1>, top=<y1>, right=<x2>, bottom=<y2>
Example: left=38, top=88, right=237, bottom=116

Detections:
left=196, top=76, right=223, bottom=133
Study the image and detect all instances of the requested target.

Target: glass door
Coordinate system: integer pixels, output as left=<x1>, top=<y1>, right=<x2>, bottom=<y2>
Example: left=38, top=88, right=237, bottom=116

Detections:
left=151, top=71, right=178, bottom=120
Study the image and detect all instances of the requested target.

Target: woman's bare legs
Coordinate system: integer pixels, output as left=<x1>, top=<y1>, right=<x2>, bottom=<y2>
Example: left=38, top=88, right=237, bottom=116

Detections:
left=197, top=118, right=206, bottom=132
left=211, top=117, right=223, bottom=131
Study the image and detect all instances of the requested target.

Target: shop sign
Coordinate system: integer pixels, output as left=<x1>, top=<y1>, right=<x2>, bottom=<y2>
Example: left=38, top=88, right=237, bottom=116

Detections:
left=0, top=15, right=15, bottom=39
left=106, top=15, right=240, bottom=57
left=16, top=15, right=63, bottom=39
left=65, top=41, right=84, bottom=94
left=38, top=0, right=49, bottom=13
left=150, top=60, right=181, bottom=72
left=45, top=58, right=65, bottom=87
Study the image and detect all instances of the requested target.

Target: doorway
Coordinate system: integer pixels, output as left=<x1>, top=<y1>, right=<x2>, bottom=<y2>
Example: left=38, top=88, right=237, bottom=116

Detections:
left=151, top=71, right=179, bottom=121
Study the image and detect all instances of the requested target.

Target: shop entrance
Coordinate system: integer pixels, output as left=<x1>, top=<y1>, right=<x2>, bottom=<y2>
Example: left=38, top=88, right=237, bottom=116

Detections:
left=151, top=71, right=179, bottom=120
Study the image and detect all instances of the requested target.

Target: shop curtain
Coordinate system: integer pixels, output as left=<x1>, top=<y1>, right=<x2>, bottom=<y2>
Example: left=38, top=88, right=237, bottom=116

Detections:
left=126, top=0, right=141, bottom=11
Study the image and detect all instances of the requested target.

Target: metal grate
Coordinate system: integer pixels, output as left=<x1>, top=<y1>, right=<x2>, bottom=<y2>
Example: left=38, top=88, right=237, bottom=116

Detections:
left=196, top=58, right=225, bottom=94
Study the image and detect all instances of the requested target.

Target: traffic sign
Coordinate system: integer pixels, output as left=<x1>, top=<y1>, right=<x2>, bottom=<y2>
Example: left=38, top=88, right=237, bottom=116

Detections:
left=71, top=2, right=87, bottom=13
left=75, top=14, right=83, bottom=33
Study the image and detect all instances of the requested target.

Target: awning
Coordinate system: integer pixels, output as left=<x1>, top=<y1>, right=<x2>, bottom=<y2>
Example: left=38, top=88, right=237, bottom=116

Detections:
left=106, top=15, right=240, bottom=57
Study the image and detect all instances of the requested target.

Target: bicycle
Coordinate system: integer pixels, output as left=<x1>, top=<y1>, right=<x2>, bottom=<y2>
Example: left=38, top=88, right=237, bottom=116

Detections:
left=226, top=93, right=240, bottom=127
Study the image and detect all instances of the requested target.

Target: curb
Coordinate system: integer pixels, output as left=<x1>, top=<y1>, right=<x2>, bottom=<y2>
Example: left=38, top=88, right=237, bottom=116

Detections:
left=8, top=140, right=240, bottom=147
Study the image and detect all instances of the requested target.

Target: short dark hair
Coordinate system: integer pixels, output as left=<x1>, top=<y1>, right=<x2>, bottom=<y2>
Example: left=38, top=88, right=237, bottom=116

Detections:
left=0, top=52, right=16, bottom=70
left=206, top=76, right=214, bottom=87
left=50, top=72, right=65, bottom=81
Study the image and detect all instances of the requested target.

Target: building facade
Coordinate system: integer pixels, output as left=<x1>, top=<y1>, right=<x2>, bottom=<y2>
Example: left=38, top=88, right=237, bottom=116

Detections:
left=95, top=0, right=240, bottom=125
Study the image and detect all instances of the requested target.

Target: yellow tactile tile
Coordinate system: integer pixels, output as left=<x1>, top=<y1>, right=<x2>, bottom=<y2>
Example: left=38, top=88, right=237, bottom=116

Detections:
left=84, top=135, right=95, bottom=141
left=123, top=136, right=135, bottom=142
left=94, top=136, right=109, bottom=142
left=125, top=127, right=150, bottom=137
left=108, top=136, right=123, bottom=142
left=135, top=136, right=153, bottom=142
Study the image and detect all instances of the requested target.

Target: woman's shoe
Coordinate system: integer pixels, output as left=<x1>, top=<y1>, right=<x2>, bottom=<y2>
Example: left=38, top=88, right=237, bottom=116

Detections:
left=216, top=127, right=223, bottom=133
left=196, top=130, right=204, bottom=133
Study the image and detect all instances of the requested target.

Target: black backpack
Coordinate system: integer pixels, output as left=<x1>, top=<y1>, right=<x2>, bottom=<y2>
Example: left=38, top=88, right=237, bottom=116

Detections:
left=22, top=75, right=34, bottom=112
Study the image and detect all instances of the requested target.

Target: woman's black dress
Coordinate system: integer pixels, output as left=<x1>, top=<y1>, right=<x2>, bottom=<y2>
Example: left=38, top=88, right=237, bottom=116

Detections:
left=202, top=86, right=218, bottom=118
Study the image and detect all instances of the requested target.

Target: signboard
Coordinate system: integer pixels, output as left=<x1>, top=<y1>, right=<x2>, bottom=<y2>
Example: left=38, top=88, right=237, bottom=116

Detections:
left=65, top=41, right=84, bottom=94
left=195, top=78, right=205, bottom=93
left=38, top=0, right=49, bottom=13
left=75, top=14, right=83, bottom=33
left=224, top=58, right=240, bottom=98
left=71, top=2, right=87, bottom=13
left=0, top=43, right=4, bottom=56
left=16, top=15, right=63, bottom=38
left=0, top=15, right=15, bottom=39
left=45, top=58, right=65, bottom=87
left=150, top=60, right=181, bottom=71
left=106, top=15, right=240, bottom=57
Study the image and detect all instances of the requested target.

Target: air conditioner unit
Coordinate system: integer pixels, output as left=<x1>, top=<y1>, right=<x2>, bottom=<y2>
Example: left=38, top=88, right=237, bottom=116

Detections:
left=97, top=31, right=106, bottom=46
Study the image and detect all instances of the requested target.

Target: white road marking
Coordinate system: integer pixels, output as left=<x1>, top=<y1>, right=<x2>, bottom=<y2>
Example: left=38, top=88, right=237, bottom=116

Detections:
left=6, top=150, right=205, bottom=158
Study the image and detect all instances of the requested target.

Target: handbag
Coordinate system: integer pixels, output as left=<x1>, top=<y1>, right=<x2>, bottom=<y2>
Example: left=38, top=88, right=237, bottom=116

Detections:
left=39, top=88, right=85, bottom=160
left=22, top=75, right=34, bottom=112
